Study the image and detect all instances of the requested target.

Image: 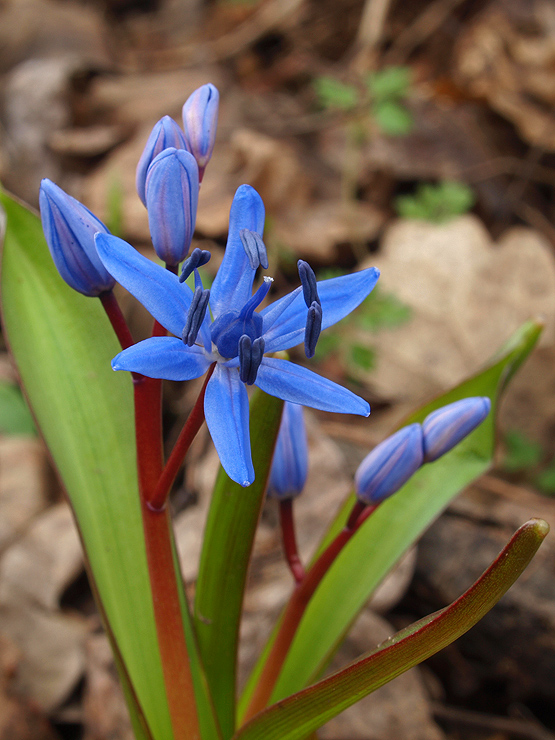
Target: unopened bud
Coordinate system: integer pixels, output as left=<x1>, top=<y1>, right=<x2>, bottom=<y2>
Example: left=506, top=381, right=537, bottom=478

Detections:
left=39, top=179, right=115, bottom=296
left=145, top=147, right=199, bottom=266
left=267, top=402, right=308, bottom=500
left=136, top=116, right=188, bottom=206
left=355, top=424, right=424, bottom=505
left=422, top=397, right=491, bottom=462
left=182, top=84, right=219, bottom=178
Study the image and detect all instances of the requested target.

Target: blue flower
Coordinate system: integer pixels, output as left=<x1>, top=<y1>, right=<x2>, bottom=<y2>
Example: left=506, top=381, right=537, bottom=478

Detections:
left=39, top=179, right=115, bottom=296
left=95, top=185, right=379, bottom=486
left=267, top=402, right=308, bottom=500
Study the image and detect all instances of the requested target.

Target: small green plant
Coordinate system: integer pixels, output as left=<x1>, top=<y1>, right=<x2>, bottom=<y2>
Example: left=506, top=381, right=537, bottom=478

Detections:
left=503, top=430, right=543, bottom=473
left=395, top=181, right=475, bottom=224
left=313, top=279, right=411, bottom=376
left=502, top=429, right=555, bottom=496
left=313, top=66, right=414, bottom=137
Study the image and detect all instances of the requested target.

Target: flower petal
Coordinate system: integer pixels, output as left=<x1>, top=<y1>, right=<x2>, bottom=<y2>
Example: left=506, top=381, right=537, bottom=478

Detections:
left=261, top=267, right=380, bottom=352
left=204, top=365, right=254, bottom=486
left=210, top=185, right=265, bottom=316
left=95, top=233, right=193, bottom=336
left=112, top=337, right=211, bottom=380
left=255, top=358, right=370, bottom=416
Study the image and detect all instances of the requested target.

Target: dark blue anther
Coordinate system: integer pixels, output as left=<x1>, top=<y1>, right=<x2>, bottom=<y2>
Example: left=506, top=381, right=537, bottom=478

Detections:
left=298, top=260, right=320, bottom=308
left=182, top=287, right=210, bottom=346
left=179, top=247, right=211, bottom=283
left=239, top=335, right=265, bottom=385
left=240, top=229, right=269, bottom=270
left=304, top=300, right=322, bottom=358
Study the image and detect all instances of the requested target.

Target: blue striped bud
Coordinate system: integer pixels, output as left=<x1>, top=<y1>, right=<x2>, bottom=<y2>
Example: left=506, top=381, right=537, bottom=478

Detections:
left=355, top=424, right=424, bottom=505
left=39, top=179, right=115, bottom=297
left=267, top=402, right=308, bottom=500
left=182, top=84, right=219, bottom=178
left=145, top=147, right=199, bottom=266
left=136, top=116, right=188, bottom=206
left=422, top=397, right=491, bottom=462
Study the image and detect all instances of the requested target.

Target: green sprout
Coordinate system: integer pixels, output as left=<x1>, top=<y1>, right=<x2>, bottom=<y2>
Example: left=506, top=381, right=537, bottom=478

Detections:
left=395, top=181, right=475, bottom=224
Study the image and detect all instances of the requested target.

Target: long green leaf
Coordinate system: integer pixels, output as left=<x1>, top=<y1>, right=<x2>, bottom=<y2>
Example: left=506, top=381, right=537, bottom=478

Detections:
left=235, top=518, right=549, bottom=740
left=0, top=191, right=218, bottom=740
left=195, top=392, right=283, bottom=739
left=239, top=319, right=541, bottom=714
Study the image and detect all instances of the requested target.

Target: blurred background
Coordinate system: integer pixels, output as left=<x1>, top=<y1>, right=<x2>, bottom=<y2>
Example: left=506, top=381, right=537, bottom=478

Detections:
left=1, top=0, right=555, bottom=738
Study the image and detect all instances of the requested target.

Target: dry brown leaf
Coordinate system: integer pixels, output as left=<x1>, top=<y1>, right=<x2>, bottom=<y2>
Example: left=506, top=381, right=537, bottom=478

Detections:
left=0, top=503, right=87, bottom=710
left=0, top=437, right=49, bottom=554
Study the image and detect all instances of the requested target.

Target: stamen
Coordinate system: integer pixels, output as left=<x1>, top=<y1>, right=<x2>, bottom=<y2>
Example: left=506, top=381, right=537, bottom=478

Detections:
left=182, top=287, right=210, bottom=346
left=298, top=260, right=320, bottom=308
left=240, top=229, right=269, bottom=270
left=240, top=276, right=273, bottom=320
left=179, top=247, right=211, bottom=283
left=239, top=335, right=265, bottom=385
left=304, top=300, right=322, bottom=358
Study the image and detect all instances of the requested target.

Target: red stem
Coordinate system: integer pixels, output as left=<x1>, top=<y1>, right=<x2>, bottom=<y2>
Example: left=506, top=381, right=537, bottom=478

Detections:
left=280, top=499, right=305, bottom=584
left=150, top=364, right=215, bottom=511
left=134, top=373, right=201, bottom=740
left=243, top=499, right=378, bottom=721
left=99, top=291, right=134, bottom=349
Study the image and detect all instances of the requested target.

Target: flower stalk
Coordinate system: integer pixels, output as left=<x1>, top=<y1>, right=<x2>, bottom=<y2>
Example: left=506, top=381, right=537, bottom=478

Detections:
left=134, top=371, right=200, bottom=739
left=244, top=498, right=378, bottom=721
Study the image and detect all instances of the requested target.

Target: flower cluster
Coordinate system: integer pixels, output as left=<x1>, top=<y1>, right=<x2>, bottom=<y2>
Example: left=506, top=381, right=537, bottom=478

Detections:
left=39, top=83, right=380, bottom=487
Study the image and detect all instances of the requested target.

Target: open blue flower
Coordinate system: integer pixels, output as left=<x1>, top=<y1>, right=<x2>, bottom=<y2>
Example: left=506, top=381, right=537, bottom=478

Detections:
left=95, top=185, right=379, bottom=486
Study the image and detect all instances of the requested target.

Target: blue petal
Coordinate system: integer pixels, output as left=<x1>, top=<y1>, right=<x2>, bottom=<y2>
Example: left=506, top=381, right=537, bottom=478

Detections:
left=255, top=358, right=370, bottom=415
left=95, top=233, right=193, bottom=337
left=210, top=185, right=265, bottom=317
left=261, top=267, right=380, bottom=353
left=204, top=365, right=254, bottom=486
left=112, top=337, right=211, bottom=380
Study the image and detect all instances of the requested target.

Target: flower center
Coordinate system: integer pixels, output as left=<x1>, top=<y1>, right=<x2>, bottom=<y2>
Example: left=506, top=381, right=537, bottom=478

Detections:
left=210, top=277, right=273, bottom=359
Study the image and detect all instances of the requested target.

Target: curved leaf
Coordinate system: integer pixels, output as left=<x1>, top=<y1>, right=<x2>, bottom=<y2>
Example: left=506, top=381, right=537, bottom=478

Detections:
left=239, top=319, right=542, bottom=714
left=236, top=519, right=549, bottom=740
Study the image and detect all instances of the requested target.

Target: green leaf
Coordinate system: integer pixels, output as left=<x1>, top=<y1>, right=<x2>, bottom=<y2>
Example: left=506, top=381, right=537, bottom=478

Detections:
left=373, top=100, right=413, bottom=136
left=0, top=191, right=218, bottom=740
left=365, top=67, right=411, bottom=101
left=313, top=77, right=359, bottom=111
left=239, top=319, right=542, bottom=716
left=234, top=519, right=548, bottom=740
left=0, top=381, right=36, bottom=435
left=194, top=392, right=283, bottom=739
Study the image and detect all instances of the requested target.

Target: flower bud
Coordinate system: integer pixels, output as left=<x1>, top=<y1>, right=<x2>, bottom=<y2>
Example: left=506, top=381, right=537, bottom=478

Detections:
left=182, top=83, right=219, bottom=177
left=145, top=147, right=199, bottom=266
left=39, top=179, right=115, bottom=296
left=136, top=116, right=188, bottom=206
left=355, top=424, right=424, bottom=505
left=267, top=402, right=308, bottom=500
left=422, top=397, right=491, bottom=462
